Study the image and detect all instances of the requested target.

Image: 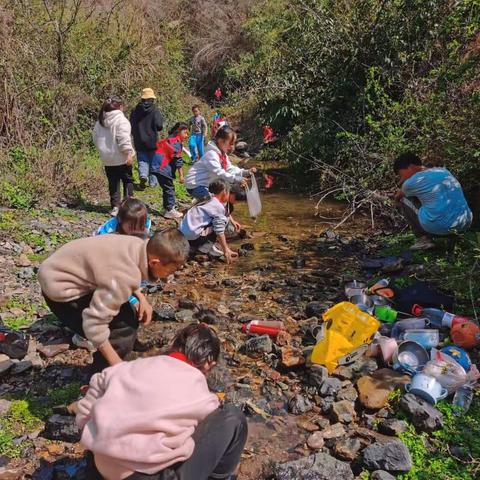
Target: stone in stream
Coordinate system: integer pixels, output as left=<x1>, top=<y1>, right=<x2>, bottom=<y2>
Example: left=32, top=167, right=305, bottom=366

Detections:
left=245, top=335, right=272, bottom=355
left=175, top=309, right=195, bottom=323
left=333, top=436, right=362, bottom=461
left=43, top=415, right=81, bottom=443
left=288, top=394, right=313, bottom=415
left=178, top=298, right=197, bottom=310
left=371, top=471, right=396, bottom=480
left=399, top=393, right=443, bottom=432
left=305, top=301, right=324, bottom=318
left=363, top=441, right=412, bottom=472
left=153, top=303, right=176, bottom=321
left=273, top=452, right=354, bottom=480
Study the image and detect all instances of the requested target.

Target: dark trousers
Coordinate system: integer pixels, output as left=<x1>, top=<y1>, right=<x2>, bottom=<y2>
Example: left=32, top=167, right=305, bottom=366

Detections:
left=398, top=197, right=429, bottom=237
left=118, top=406, right=246, bottom=480
left=43, top=293, right=139, bottom=374
left=105, top=164, right=134, bottom=208
left=153, top=173, right=175, bottom=210
left=189, top=232, right=217, bottom=249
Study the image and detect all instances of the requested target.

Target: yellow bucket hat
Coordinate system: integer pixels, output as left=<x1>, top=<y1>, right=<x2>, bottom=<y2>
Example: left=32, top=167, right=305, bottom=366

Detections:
left=141, top=88, right=156, bottom=100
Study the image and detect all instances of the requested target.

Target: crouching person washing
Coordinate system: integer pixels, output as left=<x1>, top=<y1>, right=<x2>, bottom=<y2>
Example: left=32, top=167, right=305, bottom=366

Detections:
left=393, top=152, right=473, bottom=250
left=38, top=228, right=189, bottom=373
left=76, top=323, right=248, bottom=480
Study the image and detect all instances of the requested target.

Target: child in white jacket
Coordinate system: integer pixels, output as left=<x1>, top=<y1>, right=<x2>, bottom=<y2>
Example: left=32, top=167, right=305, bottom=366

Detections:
left=185, top=126, right=256, bottom=200
left=93, top=96, right=136, bottom=216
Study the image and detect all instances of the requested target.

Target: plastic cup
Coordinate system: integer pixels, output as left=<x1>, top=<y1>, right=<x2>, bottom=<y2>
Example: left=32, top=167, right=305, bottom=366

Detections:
left=375, top=306, right=397, bottom=323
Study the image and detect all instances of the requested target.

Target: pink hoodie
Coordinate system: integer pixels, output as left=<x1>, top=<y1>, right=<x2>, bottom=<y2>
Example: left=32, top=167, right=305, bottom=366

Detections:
left=76, top=355, right=219, bottom=480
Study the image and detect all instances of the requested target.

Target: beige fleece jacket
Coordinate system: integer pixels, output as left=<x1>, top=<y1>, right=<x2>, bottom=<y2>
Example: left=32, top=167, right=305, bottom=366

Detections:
left=38, top=235, right=149, bottom=348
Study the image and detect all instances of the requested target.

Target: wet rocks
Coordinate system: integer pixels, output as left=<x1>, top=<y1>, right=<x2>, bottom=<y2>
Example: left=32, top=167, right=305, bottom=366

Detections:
left=333, top=437, right=362, bottom=461
left=331, top=400, right=356, bottom=423
left=153, top=303, right=176, bottom=321
left=305, top=301, right=324, bottom=318
left=363, top=440, right=412, bottom=472
left=178, top=298, right=197, bottom=310
left=245, top=335, right=272, bottom=356
left=43, top=415, right=81, bottom=443
left=175, top=309, right=195, bottom=323
left=288, top=394, right=313, bottom=415
left=274, top=452, right=354, bottom=480
left=357, top=369, right=409, bottom=410
left=399, top=393, right=444, bottom=432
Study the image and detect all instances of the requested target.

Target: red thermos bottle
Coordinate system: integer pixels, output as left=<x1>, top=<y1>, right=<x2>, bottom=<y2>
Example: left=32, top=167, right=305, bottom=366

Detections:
left=242, top=320, right=284, bottom=337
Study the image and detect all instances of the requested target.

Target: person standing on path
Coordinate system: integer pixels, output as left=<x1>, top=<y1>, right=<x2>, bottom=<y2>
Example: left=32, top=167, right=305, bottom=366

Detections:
left=188, top=105, right=208, bottom=163
left=93, top=96, right=135, bottom=217
left=130, top=88, right=164, bottom=189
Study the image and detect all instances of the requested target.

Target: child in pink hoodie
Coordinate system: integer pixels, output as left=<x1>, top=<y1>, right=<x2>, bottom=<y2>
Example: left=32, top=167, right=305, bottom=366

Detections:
left=76, top=323, right=247, bottom=480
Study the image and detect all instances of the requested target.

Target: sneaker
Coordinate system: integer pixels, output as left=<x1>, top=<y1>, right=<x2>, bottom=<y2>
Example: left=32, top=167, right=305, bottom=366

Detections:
left=72, top=333, right=95, bottom=352
left=162, top=208, right=183, bottom=219
left=139, top=177, right=148, bottom=190
left=110, top=206, right=119, bottom=217
left=410, top=236, right=435, bottom=251
left=198, top=241, right=223, bottom=258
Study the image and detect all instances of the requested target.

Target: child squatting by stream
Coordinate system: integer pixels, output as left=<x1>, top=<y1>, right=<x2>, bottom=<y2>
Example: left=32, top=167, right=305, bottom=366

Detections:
left=38, top=228, right=189, bottom=374
left=180, top=179, right=246, bottom=264
left=73, top=322, right=248, bottom=480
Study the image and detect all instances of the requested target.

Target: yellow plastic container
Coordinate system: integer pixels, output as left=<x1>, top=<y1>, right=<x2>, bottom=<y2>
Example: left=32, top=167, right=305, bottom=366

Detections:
left=310, top=302, right=380, bottom=373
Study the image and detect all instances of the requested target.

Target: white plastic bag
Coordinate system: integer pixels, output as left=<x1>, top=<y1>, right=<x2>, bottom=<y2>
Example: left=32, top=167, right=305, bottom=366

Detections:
left=245, top=174, right=262, bottom=218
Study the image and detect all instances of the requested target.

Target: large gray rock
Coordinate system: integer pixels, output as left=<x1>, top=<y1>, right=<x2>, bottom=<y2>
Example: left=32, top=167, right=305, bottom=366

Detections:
left=274, top=452, right=354, bottom=480
left=400, top=393, right=444, bottom=432
left=363, top=441, right=412, bottom=472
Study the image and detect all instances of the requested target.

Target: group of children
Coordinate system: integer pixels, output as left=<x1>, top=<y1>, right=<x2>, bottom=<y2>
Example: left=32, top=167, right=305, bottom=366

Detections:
left=93, top=89, right=248, bottom=224
left=37, top=88, right=257, bottom=479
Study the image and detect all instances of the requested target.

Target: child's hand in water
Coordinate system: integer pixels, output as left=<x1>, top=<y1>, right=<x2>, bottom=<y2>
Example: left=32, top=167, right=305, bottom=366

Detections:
left=225, top=248, right=239, bottom=264
left=232, top=219, right=242, bottom=231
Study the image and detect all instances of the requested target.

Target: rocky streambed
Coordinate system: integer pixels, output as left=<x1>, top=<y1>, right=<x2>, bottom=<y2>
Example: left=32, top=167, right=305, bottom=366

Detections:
left=0, top=190, right=458, bottom=479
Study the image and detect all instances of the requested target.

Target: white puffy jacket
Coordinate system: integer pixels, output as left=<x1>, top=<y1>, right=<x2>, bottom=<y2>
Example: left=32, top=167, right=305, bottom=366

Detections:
left=93, top=110, right=135, bottom=166
left=185, top=141, right=248, bottom=189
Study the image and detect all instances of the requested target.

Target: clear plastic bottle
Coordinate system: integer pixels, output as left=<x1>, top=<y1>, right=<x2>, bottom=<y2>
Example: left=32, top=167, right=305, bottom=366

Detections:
left=453, top=384, right=474, bottom=416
